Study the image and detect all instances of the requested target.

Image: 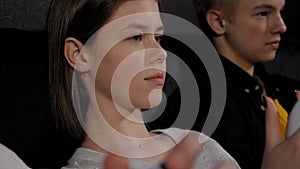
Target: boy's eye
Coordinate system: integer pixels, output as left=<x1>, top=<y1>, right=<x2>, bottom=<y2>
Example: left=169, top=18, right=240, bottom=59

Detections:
left=257, top=11, right=268, bottom=17
left=129, top=34, right=142, bottom=42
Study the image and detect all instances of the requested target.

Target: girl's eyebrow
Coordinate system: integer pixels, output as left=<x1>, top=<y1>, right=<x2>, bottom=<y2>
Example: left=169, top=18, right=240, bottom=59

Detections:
left=121, top=23, right=164, bottom=32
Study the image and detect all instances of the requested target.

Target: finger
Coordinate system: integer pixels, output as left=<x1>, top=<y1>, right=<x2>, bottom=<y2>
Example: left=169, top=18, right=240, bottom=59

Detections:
left=264, top=96, right=282, bottom=153
left=287, top=127, right=300, bottom=144
left=296, top=90, right=300, bottom=100
left=104, top=153, right=129, bottom=169
left=164, top=131, right=203, bottom=169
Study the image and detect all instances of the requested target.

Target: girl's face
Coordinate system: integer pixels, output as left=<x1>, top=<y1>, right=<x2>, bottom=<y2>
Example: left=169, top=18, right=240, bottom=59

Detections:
left=92, top=0, right=166, bottom=110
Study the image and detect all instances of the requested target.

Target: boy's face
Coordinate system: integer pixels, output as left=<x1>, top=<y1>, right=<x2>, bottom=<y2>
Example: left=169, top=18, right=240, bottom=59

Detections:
left=222, top=0, right=286, bottom=66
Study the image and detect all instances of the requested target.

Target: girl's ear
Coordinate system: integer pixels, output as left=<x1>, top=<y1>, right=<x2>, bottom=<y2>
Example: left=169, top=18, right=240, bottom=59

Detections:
left=64, top=37, right=89, bottom=72
left=206, top=9, right=226, bottom=35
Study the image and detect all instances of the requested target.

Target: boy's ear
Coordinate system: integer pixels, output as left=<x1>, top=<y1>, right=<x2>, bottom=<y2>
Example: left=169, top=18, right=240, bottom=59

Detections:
left=206, top=9, right=226, bottom=35
left=64, top=37, right=89, bottom=72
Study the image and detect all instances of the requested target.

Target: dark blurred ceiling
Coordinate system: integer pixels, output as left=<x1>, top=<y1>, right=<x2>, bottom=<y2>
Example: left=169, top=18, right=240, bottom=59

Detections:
left=0, top=0, right=299, bottom=39
left=0, top=0, right=51, bottom=31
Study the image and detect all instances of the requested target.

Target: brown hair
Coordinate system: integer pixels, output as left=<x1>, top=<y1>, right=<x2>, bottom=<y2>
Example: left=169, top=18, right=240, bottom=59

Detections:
left=47, top=0, right=126, bottom=141
left=47, top=0, right=161, bottom=141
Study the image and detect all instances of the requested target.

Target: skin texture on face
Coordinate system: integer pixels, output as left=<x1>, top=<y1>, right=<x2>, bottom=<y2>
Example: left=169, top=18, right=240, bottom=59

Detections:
left=214, top=0, right=286, bottom=75
left=72, top=0, right=182, bottom=160
left=72, top=0, right=168, bottom=139
left=94, top=0, right=166, bottom=112
left=73, top=0, right=174, bottom=157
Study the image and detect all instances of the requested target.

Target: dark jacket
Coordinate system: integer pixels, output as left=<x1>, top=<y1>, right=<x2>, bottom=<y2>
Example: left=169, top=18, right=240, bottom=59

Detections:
left=147, top=40, right=300, bottom=168
left=210, top=55, right=300, bottom=169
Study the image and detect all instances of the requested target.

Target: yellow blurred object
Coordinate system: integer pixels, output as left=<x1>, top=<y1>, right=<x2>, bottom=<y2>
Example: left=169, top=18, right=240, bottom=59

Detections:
left=274, top=99, right=288, bottom=140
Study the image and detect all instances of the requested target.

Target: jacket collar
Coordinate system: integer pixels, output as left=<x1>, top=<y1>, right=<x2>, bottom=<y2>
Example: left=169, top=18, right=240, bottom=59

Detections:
left=219, top=54, right=265, bottom=95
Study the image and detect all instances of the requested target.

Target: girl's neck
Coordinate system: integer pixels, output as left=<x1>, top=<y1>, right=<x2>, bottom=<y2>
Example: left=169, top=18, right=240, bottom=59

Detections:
left=81, top=96, right=151, bottom=153
left=85, top=99, right=150, bottom=136
left=80, top=94, right=175, bottom=160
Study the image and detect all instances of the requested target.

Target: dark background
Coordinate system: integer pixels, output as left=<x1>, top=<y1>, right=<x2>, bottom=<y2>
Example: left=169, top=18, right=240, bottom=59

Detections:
left=1, top=0, right=299, bottom=37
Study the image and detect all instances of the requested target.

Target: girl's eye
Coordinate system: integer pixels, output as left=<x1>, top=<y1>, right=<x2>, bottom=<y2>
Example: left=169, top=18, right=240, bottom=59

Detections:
left=129, top=34, right=142, bottom=42
left=155, top=35, right=163, bottom=44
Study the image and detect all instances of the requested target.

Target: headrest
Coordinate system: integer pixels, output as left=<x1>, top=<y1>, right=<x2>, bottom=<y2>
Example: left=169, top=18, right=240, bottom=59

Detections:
left=0, top=0, right=51, bottom=31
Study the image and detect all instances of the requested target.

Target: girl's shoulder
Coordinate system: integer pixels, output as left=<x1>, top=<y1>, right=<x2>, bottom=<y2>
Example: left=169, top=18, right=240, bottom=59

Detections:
left=151, top=128, right=241, bottom=169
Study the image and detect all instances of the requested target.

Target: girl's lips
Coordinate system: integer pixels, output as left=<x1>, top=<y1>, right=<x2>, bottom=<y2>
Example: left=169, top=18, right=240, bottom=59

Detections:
left=145, top=73, right=164, bottom=85
left=145, top=77, right=164, bottom=85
